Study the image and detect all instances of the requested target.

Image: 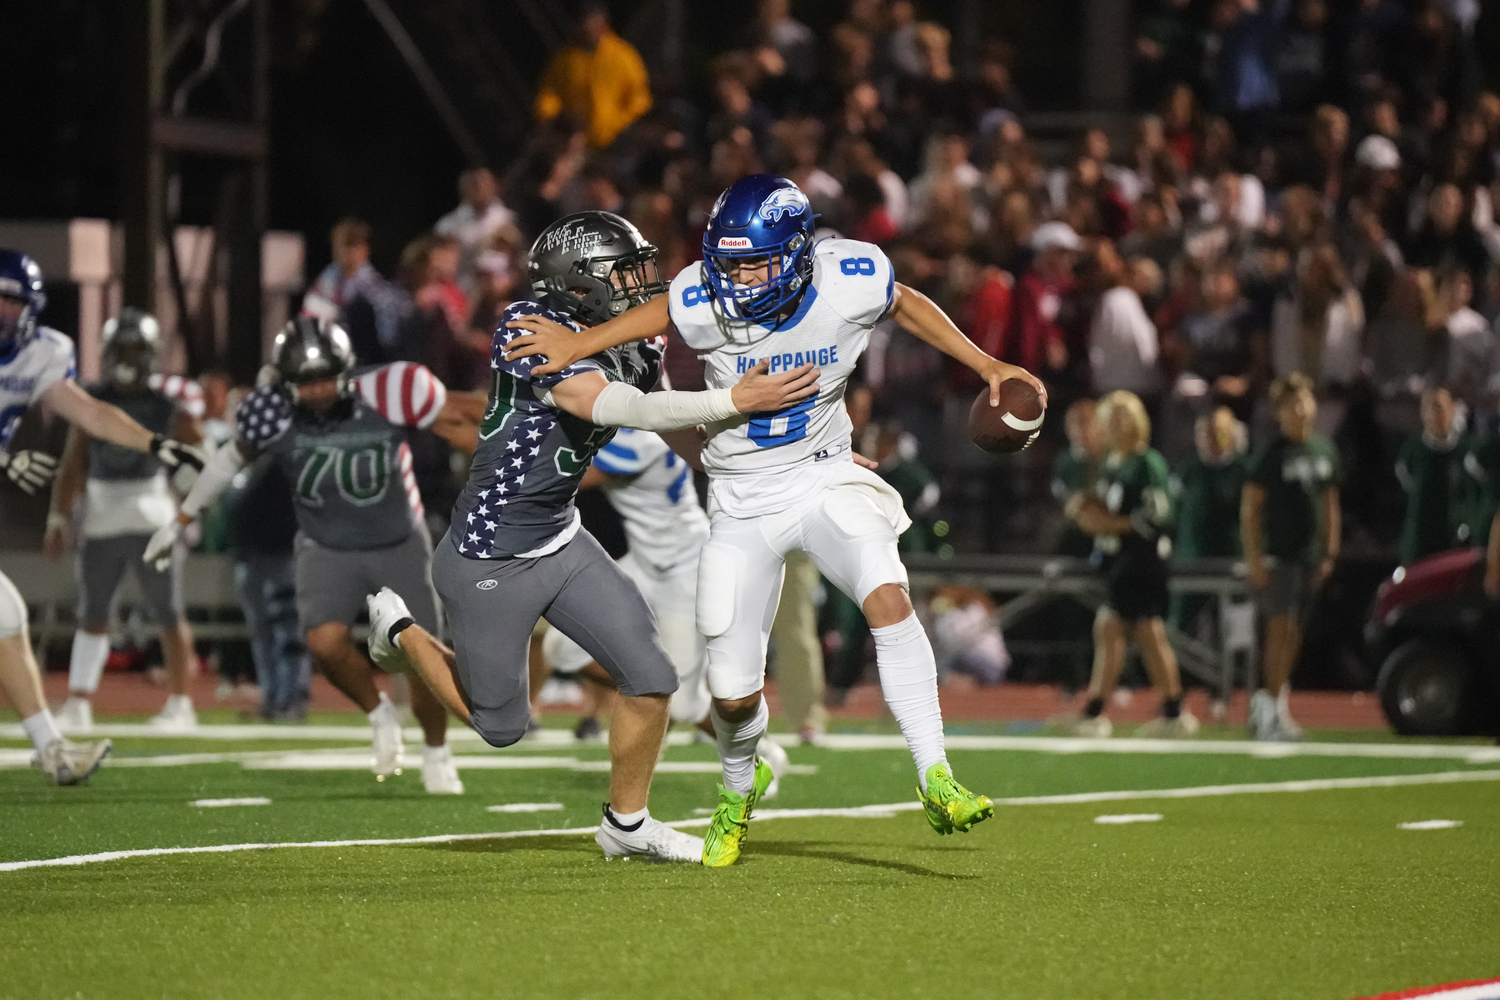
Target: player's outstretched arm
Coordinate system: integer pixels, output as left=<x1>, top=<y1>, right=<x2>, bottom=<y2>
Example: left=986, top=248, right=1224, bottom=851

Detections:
left=142, top=439, right=257, bottom=571
left=886, top=282, right=1047, bottom=408
left=548, top=360, right=819, bottom=432
left=503, top=296, right=671, bottom=377
left=41, top=379, right=204, bottom=470
left=429, top=391, right=487, bottom=454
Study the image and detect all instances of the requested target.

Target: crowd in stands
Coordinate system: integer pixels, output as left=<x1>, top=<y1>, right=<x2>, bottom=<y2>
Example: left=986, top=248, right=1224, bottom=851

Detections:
left=302, top=0, right=1500, bottom=601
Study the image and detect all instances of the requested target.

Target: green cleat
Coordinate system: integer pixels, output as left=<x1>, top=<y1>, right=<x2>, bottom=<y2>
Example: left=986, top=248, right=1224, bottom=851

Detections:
left=918, top=763, right=994, bottom=835
left=701, top=756, right=774, bottom=867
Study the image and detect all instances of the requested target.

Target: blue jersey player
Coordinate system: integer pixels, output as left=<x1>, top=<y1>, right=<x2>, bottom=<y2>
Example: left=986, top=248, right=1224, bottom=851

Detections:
left=500, top=175, right=1047, bottom=865
left=363, top=210, right=818, bottom=862
left=0, top=250, right=204, bottom=785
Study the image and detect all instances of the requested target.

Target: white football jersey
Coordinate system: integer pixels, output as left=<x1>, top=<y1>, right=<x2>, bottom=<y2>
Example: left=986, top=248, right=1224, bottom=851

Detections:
left=591, top=427, right=709, bottom=572
left=0, top=327, right=77, bottom=449
left=667, top=238, right=893, bottom=515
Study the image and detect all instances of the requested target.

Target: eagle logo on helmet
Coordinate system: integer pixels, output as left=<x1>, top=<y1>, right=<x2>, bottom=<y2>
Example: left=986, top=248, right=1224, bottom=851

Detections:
left=758, top=187, right=808, bottom=224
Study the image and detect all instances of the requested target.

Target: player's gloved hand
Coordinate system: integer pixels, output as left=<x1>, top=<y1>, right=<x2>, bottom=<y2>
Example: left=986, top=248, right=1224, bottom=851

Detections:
left=730, top=359, right=820, bottom=413
left=143, top=519, right=183, bottom=572
left=150, top=434, right=206, bottom=472
left=0, top=449, right=58, bottom=495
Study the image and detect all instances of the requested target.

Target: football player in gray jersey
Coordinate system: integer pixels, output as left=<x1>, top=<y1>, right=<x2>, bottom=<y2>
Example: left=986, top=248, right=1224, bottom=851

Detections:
left=148, top=318, right=484, bottom=793
left=364, top=211, right=818, bottom=862
left=46, top=309, right=205, bottom=733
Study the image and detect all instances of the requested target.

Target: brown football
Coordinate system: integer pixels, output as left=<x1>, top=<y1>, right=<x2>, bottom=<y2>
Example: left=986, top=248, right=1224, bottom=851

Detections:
left=969, top=378, right=1046, bottom=453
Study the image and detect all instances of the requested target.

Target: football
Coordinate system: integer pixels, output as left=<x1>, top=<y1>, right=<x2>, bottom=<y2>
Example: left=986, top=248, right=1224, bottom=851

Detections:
left=969, top=378, right=1045, bottom=453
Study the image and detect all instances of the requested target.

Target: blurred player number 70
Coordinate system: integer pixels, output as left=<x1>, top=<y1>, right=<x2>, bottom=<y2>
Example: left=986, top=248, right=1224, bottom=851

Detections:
left=969, top=379, right=1045, bottom=454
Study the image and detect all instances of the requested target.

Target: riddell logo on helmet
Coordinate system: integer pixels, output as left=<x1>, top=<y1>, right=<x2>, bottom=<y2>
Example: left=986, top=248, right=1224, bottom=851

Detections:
left=716, top=237, right=753, bottom=249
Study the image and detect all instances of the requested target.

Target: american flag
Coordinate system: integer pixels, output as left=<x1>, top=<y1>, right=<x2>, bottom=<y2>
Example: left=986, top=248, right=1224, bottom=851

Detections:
left=148, top=373, right=206, bottom=419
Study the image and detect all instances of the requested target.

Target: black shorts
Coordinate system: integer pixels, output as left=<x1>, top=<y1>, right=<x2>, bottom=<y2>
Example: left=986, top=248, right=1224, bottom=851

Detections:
left=1103, top=551, right=1170, bottom=622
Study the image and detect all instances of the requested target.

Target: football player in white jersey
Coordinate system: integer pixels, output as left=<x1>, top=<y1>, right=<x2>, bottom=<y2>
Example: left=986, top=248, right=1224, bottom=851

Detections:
left=0, top=250, right=205, bottom=785
left=539, top=426, right=791, bottom=793
left=503, top=175, right=1046, bottom=865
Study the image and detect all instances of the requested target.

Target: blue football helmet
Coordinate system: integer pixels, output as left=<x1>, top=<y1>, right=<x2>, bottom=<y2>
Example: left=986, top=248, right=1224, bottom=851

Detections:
left=701, top=174, right=816, bottom=322
left=0, top=250, right=46, bottom=349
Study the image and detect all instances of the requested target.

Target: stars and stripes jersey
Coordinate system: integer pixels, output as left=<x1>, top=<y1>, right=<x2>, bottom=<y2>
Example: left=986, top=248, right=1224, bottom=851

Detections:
left=450, top=300, right=662, bottom=560
left=234, top=361, right=446, bottom=551
left=591, top=428, right=709, bottom=573
left=147, top=373, right=205, bottom=420
left=666, top=238, right=894, bottom=516
left=0, top=326, right=76, bottom=450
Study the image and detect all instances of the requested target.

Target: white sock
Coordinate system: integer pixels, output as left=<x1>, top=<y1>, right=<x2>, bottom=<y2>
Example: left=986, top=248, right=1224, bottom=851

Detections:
left=607, top=805, right=648, bottom=828
left=872, top=613, right=947, bottom=792
left=166, top=694, right=193, bottom=710
left=68, top=631, right=110, bottom=695
left=1275, top=684, right=1291, bottom=712
left=21, top=710, right=63, bottom=753
left=713, top=697, right=769, bottom=795
left=367, top=692, right=392, bottom=723
left=422, top=743, right=449, bottom=761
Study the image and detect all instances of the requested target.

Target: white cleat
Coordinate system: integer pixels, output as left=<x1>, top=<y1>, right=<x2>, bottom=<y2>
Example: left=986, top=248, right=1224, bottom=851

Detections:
left=149, top=694, right=197, bottom=732
left=369, top=691, right=404, bottom=779
left=1135, top=710, right=1200, bottom=739
left=1248, top=690, right=1299, bottom=741
left=595, top=811, right=705, bottom=863
left=755, top=734, right=789, bottom=800
left=421, top=744, right=464, bottom=794
left=1065, top=714, right=1114, bottom=738
left=55, top=696, right=94, bottom=734
left=36, top=737, right=112, bottom=786
left=365, top=587, right=413, bottom=673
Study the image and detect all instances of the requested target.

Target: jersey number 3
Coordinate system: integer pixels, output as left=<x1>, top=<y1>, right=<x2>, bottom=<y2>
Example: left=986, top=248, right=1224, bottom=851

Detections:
left=748, top=392, right=819, bottom=448
left=295, top=444, right=390, bottom=507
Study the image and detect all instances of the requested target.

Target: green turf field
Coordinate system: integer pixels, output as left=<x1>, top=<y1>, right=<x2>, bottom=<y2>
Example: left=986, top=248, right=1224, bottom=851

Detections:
left=1, top=724, right=1496, bottom=1000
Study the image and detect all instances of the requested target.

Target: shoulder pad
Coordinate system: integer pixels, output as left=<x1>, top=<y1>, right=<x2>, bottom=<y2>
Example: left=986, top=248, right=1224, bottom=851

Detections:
left=667, top=263, right=727, bottom=351
left=592, top=427, right=669, bottom=475
left=813, top=239, right=895, bottom=328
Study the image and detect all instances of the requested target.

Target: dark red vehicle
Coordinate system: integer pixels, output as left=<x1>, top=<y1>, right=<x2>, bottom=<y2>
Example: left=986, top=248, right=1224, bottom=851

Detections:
left=1366, top=548, right=1500, bottom=736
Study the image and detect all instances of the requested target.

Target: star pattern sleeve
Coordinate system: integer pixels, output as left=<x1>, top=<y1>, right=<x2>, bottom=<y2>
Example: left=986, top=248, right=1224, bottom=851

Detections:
left=492, top=301, right=604, bottom=390
left=234, top=384, right=293, bottom=450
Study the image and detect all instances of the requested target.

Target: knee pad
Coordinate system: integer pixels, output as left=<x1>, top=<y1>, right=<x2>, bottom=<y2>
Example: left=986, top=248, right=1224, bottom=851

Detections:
left=470, top=706, right=530, bottom=749
left=668, top=673, right=711, bottom=724
left=695, top=543, right=741, bottom=639
left=0, top=572, right=26, bottom=640
left=817, top=490, right=909, bottom=606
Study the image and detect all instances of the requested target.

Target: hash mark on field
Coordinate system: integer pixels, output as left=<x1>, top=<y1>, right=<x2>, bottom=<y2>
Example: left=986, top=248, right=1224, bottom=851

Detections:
left=191, top=797, right=271, bottom=808
left=486, top=803, right=564, bottom=813
left=1397, top=819, right=1463, bottom=830
left=1094, top=814, right=1162, bottom=824
left=4, top=769, right=1496, bottom=874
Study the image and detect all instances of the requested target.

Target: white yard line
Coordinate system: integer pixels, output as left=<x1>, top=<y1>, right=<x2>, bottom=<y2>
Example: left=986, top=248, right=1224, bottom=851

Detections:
left=192, top=797, right=271, bottom=808
left=2, top=769, right=1492, bottom=874
left=3, top=723, right=1495, bottom=762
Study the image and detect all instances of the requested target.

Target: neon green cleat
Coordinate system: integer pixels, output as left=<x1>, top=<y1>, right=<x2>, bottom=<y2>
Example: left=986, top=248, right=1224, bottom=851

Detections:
left=701, top=756, right=774, bottom=867
left=918, top=763, right=994, bottom=835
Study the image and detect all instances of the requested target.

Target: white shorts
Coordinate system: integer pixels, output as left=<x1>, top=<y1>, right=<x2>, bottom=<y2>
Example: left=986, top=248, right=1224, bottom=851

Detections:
left=0, top=569, right=26, bottom=640
left=697, top=483, right=909, bottom=701
left=541, top=549, right=710, bottom=724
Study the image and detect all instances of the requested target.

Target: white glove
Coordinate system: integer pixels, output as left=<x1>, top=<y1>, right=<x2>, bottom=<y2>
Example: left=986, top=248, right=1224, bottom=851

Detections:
left=143, top=520, right=182, bottom=572
left=0, top=449, right=58, bottom=495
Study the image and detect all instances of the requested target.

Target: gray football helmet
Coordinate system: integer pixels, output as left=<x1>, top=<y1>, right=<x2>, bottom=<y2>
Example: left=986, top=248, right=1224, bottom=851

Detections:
left=528, top=211, right=667, bottom=326
left=101, top=307, right=162, bottom=389
left=271, top=316, right=355, bottom=411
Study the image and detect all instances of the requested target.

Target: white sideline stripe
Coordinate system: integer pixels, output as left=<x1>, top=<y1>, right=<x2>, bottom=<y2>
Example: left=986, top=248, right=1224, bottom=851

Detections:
left=4, top=723, right=1497, bottom=763
left=0, top=748, right=817, bottom=776
left=486, top=803, right=563, bottom=813
left=1094, top=813, right=1162, bottom=824
left=192, top=797, right=271, bottom=808
left=992, top=769, right=1500, bottom=805
left=1398, top=819, right=1463, bottom=830
left=1385, top=982, right=1500, bottom=1000
left=2, top=769, right=1493, bottom=874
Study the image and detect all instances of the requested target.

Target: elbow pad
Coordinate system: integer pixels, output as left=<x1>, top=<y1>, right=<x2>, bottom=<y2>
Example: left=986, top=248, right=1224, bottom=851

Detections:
left=178, top=442, right=247, bottom=518
left=590, top=381, right=738, bottom=432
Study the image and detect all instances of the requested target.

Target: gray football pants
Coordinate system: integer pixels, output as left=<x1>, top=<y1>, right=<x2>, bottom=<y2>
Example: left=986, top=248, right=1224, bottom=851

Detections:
left=432, top=528, right=678, bottom=748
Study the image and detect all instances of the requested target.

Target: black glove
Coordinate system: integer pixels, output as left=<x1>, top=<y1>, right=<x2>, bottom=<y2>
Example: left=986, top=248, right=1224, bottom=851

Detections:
left=0, top=449, right=58, bottom=495
left=149, top=434, right=206, bottom=472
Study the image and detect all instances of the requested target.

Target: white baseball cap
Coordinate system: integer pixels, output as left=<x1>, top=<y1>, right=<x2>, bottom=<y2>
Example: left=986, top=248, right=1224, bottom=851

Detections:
left=1031, top=221, right=1083, bottom=252
left=1355, top=134, right=1401, bottom=171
